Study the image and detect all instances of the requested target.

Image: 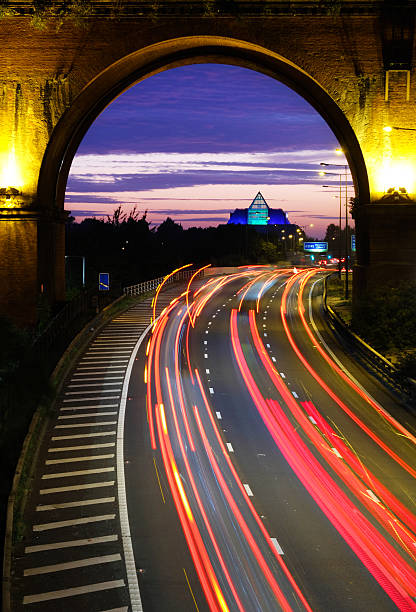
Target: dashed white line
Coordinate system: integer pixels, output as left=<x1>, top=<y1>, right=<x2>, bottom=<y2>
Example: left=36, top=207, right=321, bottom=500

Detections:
left=271, top=357, right=276, bottom=363
left=308, top=416, right=317, bottom=425
left=209, top=388, right=214, bottom=395
left=216, top=412, right=222, bottom=420
left=226, top=443, right=234, bottom=453
left=243, top=484, right=253, bottom=497
left=292, top=391, right=299, bottom=398
left=206, top=369, right=210, bottom=374
left=271, top=537, right=284, bottom=555
left=280, top=372, right=286, bottom=378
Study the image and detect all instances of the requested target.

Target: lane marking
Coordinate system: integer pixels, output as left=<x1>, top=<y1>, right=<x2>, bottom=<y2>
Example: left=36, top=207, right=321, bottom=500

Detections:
left=183, top=567, right=199, bottom=612
left=45, top=454, right=114, bottom=465
left=48, top=443, right=115, bottom=452
left=204, top=354, right=208, bottom=359
left=280, top=372, right=286, bottom=379
left=58, top=413, right=117, bottom=419
left=23, top=579, right=125, bottom=604
left=226, top=443, right=234, bottom=453
left=264, top=333, right=267, bottom=337
left=69, top=377, right=124, bottom=383
left=243, top=484, right=253, bottom=496
left=36, top=497, right=115, bottom=511
left=24, top=553, right=121, bottom=576
left=60, top=404, right=118, bottom=411
left=366, top=489, right=381, bottom=503
left=25, top=534, right=118, bottom=553
left=65, top=390, right=121, bottom=395
left=292, top=391, right=299, bottom=398
left=271, top=537, right=284, bottom=555
left=266, top=343, right=270, bottom=348
left=42, top=467, right=114, bottom=479
left=51, top=432, right=116, bottom=440
left=54, top=422, right=117, bottom=428
left=40, top=481, right=115, bottom=495
left=216, top=412, right=222, bottom=420
left=209, top=388, right=214, bottom=395
left=271, top=357, right=276, bottom=362
left=308, top=416, right=317, bottom=425
left=205, top=369, right=210, bottom=374
left=33, top=514, right=116, bottom=531
left=153, top=457, right=165, bottom=504
left=63, top=396, right=120, bottom=403
left=331, top=447, right=342, bottom=458
left=68, top=383, right=122, bottom=388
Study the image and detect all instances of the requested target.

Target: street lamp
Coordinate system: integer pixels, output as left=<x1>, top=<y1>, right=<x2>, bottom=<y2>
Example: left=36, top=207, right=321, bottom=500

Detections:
left=65, top=255, right=86, bottom=288
left=319, top=161, right=351, bottom=299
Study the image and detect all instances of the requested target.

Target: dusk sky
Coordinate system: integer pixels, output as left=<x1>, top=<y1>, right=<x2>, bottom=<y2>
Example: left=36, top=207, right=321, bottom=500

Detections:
left=65, top=64, right=353, bottom=238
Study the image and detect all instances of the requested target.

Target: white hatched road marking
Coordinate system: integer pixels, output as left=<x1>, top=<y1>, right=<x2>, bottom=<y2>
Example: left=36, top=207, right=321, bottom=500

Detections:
left=48, top=443, right=115, bottom=452
left=63, top=397, right=120, bottom=403
left=33, top=514, right=116, bottom=531
left=37, top=497, right=115, bottom=510
left=42, top=467, right=114, bottom=479
left=58, top=412, right=117, bottom=419
left=60, top=404, right=118, bottom=411
left=55, top=422, right=117, bottom=428
left=25, top=534, right=118, bottom=553
left=45, top=454, right=114, bottom=464
left=24, top=553, right=121, bottom=575
left=52, top=432, right=116, bottom=440
left=23, top=579, right=125, bottom=604
left=40, top=481, right=115, bottom=494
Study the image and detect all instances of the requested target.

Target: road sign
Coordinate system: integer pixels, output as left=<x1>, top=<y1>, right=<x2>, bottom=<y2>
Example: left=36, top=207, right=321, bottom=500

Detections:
left=99, top=272, right=110, bottom=291
left=351, top=234, right=356, bottom=252
left=303, top=241, right=328, bottom=253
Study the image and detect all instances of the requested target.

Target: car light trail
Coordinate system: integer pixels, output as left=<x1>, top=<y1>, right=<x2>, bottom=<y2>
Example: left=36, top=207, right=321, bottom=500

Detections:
left=152, top=263, right=193, bottom=323
left=231, top=309, right=416, bottom=609
left=194, top=369, right=313, bottom=612
left=155, top=402, right=228, bottom=612
left=297, top=269, right=416, bottom=446
left=164, top=366, right=246, bottom=612
left=186, top=264, right=212, bottom=327
left=279, top=271, right=416, bottom=480
left=248, top=309, right=416, bottom=556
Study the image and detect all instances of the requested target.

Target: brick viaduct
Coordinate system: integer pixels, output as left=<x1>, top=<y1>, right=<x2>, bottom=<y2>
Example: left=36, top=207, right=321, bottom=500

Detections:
left=0, top=0, right=415, bottom=324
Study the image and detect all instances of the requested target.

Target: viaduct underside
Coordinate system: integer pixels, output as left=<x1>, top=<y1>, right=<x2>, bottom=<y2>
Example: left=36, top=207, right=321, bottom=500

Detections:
left=0, top=0, right=415, bottom=324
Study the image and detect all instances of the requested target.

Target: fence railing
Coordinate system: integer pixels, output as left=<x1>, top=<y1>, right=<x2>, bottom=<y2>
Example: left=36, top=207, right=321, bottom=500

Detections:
left=123, top=267, right=205, bottom=296
left=323, top=274, right=409, bottom=394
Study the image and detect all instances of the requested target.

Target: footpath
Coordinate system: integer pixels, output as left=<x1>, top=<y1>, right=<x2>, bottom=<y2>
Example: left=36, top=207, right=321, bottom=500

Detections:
left=5, top=285, right=182, bottom=612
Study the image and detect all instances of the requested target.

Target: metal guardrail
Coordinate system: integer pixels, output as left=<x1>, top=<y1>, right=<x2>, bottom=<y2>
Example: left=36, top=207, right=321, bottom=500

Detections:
left=323, top=274, right=409, bottom=395
left=123, top=267, right=204, bottom=296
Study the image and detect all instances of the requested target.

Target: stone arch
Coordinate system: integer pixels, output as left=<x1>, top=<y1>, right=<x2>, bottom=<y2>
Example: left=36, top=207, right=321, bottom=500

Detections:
left=37, top=36, right=369, bottom=210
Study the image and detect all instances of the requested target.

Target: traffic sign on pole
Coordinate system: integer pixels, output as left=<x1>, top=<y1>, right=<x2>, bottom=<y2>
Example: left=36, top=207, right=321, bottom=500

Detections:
left=99, top=272, right=110, bottom=291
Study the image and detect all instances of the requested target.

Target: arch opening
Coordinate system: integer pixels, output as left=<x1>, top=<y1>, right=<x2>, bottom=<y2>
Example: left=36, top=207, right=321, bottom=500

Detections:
left=38, top=36, right=369, bottom=212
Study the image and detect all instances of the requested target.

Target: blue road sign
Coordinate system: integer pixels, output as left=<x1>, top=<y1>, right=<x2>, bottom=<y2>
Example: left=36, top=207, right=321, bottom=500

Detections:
left=99, top=272, right=110, bottom=291
left=304, top=241, right=328, bottom=253
left=351, top=234, right=356, bottom=252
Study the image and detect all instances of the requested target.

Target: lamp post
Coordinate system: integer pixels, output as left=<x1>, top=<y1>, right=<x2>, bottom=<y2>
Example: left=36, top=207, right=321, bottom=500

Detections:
left=65, top=255, right=86, bottom=288
left=320, top=160, right=351, bottom=299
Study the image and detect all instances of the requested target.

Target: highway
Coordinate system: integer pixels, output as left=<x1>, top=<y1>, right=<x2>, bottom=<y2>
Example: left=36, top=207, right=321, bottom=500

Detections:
left=125, top=267, right=416, bottom=611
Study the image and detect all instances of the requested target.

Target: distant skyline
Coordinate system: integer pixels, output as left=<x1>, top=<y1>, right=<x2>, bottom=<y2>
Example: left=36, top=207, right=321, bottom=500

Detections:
left=66, top=64, right=353, bottom=238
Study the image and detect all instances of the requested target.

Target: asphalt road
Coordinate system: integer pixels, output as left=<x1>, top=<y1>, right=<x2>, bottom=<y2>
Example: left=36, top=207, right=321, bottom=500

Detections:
left=125, top=267, right=416, bottom=612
